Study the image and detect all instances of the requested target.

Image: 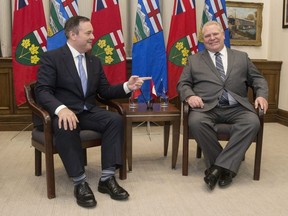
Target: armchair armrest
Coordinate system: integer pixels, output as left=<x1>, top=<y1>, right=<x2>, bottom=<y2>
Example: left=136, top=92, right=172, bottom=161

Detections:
left=24, top=82, right=51, bottom=127
left=96, top=95, right=125, bottom=116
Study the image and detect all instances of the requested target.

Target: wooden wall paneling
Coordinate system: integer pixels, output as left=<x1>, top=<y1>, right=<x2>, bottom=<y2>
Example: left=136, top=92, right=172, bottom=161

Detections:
left=0, top=58, right=284, bottom=131
left=252, top=60, right=282, bottom=122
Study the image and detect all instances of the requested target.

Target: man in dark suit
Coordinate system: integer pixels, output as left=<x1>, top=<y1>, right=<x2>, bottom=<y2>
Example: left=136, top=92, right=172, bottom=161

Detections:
left=35, top=16, right=145, bottom=208
left=177, top=21, right=268, bottom=190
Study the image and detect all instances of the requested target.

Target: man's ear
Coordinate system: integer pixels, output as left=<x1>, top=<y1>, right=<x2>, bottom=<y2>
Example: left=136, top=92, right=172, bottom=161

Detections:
left=69, top=31, right=77, bottom=41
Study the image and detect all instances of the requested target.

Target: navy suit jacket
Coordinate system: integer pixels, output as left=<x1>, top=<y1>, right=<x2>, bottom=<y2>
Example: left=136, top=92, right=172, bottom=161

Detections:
left=35, top=44, right=127, bottom=117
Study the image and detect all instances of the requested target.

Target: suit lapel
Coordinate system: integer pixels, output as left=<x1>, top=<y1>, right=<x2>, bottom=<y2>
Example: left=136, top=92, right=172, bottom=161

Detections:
left=226, top=48, right=234, bottom=78
left=201, top=50, right=223, bottom=81
left=62, top=45, right=84, bottom=95
left=85, top=54, right=95, bottom=95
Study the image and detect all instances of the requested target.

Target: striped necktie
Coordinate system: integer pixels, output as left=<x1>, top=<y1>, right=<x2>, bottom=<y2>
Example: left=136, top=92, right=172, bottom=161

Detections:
left=215, top=52, right=229, bottom=106
left=77, top=55, right=87, bottom=95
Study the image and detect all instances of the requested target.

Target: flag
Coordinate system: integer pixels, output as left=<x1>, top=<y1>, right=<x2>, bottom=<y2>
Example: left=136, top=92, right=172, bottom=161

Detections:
left=198, top=0, right=230, bottom=51
left=150, top=79, right=157, bottom=100
left=132, top=0, right=167, bottom=103
left=47, top=0, right=79, bottom=51
left=12, top=0, right=47, bottom=106
left=131, top=89, right=142, bottom=100
left=157, top=78, right=166, bottom=97
left=167, top=0, right=198, bottom=99
left=91, top=0, right=126, bottom=84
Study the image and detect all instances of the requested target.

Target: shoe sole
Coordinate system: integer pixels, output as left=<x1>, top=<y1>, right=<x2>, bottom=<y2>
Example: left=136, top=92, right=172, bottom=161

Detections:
left=76, top=200, right=97, bottom=208
left=218, top=180, right=232, bottom=188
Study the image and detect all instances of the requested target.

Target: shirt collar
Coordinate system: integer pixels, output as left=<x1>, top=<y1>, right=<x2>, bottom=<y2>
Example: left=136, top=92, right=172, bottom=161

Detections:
left=207, top=46, right=227, bottom=58
left=67, top=42, right=84, bottom=58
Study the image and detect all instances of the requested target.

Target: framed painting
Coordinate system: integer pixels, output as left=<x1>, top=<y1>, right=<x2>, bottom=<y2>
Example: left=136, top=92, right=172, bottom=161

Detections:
left=226, top=1, right=263, bottom=46
left=283, top=0, right=288, bottom=28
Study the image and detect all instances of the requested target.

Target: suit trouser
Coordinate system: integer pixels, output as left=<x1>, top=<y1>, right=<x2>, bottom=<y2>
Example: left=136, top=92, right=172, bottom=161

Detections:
left=52, top=108, right=123, bottom=178
left=188, top=105, right=260, bottom=173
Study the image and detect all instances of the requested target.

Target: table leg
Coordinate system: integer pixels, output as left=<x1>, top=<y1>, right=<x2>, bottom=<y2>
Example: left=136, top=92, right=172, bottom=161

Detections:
left=163, top=121, right=170, bottom=156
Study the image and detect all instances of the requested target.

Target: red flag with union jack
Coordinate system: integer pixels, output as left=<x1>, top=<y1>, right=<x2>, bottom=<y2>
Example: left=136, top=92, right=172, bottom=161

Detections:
left=167, top=0, right=198, bottom=99
left=91, top=0, right=126, bottom=84
left=12, top=0, right=47, bottom=105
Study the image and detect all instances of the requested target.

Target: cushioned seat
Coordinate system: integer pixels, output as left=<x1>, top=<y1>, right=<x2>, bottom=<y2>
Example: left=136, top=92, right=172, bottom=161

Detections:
left=24, top=81, right=126, bottom=199
left=182, top=101, right=264, bottom=180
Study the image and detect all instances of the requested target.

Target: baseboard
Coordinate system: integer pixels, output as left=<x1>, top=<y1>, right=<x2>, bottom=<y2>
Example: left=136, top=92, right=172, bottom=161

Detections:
left=276, top=109, right=288, bottom=127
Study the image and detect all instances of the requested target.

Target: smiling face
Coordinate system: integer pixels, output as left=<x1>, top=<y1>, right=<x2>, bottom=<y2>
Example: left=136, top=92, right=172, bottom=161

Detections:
left=202, top=21, right=225, bottom=53
left=67, top=20, right=95, bottom=53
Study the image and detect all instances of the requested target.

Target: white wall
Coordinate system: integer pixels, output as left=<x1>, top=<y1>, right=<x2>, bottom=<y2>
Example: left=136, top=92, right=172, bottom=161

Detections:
left=269, top=0, right=288, bottom=111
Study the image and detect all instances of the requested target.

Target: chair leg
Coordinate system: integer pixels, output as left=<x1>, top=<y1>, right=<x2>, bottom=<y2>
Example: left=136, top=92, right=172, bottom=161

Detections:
left=253, top=134, right=263, bottom=180
left=45, top=153, right=56, bottom=199
left=196, top=145, right=202, bottom=158
left=182, top=137, right=189, bottom=176
left=35, top=149, right=42, bottom=176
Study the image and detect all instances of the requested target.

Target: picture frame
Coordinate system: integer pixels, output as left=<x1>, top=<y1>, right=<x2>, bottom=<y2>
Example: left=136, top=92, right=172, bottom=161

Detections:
left=283, top=0, right=288, bottom=28
left=226, top=1, right=263, bottom=46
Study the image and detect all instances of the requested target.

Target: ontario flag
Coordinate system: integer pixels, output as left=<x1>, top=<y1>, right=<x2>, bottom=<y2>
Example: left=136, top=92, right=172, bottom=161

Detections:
left=91, top=0, right=126, bottom=84
left=12, top=0, right=47, bottom=106
left=167, top=0, right=198, bottom=99
left=132, top=0, right=167, bottom=103
left=47, top=0, right=79, bottom=50
left=198, top=0, right=230, bottom=51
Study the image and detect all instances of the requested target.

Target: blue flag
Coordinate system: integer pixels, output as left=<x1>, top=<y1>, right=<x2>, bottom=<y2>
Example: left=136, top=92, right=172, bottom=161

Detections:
left=47, top=0, right=79, bottom=51
left=132, top=0, right=168, bottom=103
left=198, top=0, right=230, bottom=51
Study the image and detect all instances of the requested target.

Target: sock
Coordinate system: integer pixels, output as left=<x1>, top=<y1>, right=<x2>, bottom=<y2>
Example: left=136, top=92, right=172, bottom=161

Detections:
left=100, top=167, right=115, bottom=182
left=72, top=173, right=87, bottom=186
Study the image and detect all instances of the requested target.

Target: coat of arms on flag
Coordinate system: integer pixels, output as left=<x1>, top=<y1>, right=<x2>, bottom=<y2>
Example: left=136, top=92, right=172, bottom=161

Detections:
left=14, top=27, right=47, bottom=66
left=168, top=33, right=198, bottom=67
left=167, top=0, right=197, bottom=99
left=91, top=0, right=126, bottom=84
left=132, top=0, right=168, bottom=103
left=92, top=30, right=125, bottom=66
left=12, top=0, right=47, bottom=105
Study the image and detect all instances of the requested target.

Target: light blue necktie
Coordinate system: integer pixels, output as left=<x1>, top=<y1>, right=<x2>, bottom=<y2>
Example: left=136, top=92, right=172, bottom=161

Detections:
left=215, top=52, right=229, bottom=106
left=77, top=55, right=87, bottom=95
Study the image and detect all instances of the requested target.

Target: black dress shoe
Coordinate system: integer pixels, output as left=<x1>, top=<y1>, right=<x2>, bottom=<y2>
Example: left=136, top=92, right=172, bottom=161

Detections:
left=204, top=166, right=214, bottom=176
left=218, top=169, right=234, bottom=187
left=98, top=176, right=129, bottom=200
left=204, top=166, right=222, bottom=190
left=74, top=182, right=97, bottom=208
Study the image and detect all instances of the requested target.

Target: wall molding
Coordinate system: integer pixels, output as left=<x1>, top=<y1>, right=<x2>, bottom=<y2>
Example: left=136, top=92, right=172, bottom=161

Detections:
left=276, top=109, right=288, bottom=127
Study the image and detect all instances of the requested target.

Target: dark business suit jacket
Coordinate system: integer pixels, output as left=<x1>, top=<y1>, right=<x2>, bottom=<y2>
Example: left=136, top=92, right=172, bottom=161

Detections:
left=34, top=44, right=128, bottom=176
left=35, top=44, right=127, bottom=117
left=177, top=48, right=268, bottom=110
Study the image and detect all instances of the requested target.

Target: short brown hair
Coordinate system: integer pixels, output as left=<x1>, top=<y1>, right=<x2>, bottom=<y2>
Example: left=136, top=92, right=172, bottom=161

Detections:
left=64, top=16, right=90, bottom=39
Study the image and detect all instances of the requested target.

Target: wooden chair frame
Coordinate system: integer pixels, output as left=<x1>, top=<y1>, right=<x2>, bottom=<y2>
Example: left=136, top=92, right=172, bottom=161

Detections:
left=24, top=81, right=126, bottom=199
left=182, top=101, right=264, bottom=180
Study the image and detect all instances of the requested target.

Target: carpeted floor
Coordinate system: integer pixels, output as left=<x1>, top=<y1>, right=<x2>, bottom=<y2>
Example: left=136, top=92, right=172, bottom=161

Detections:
left=0, top=123, right=287, bottom=216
